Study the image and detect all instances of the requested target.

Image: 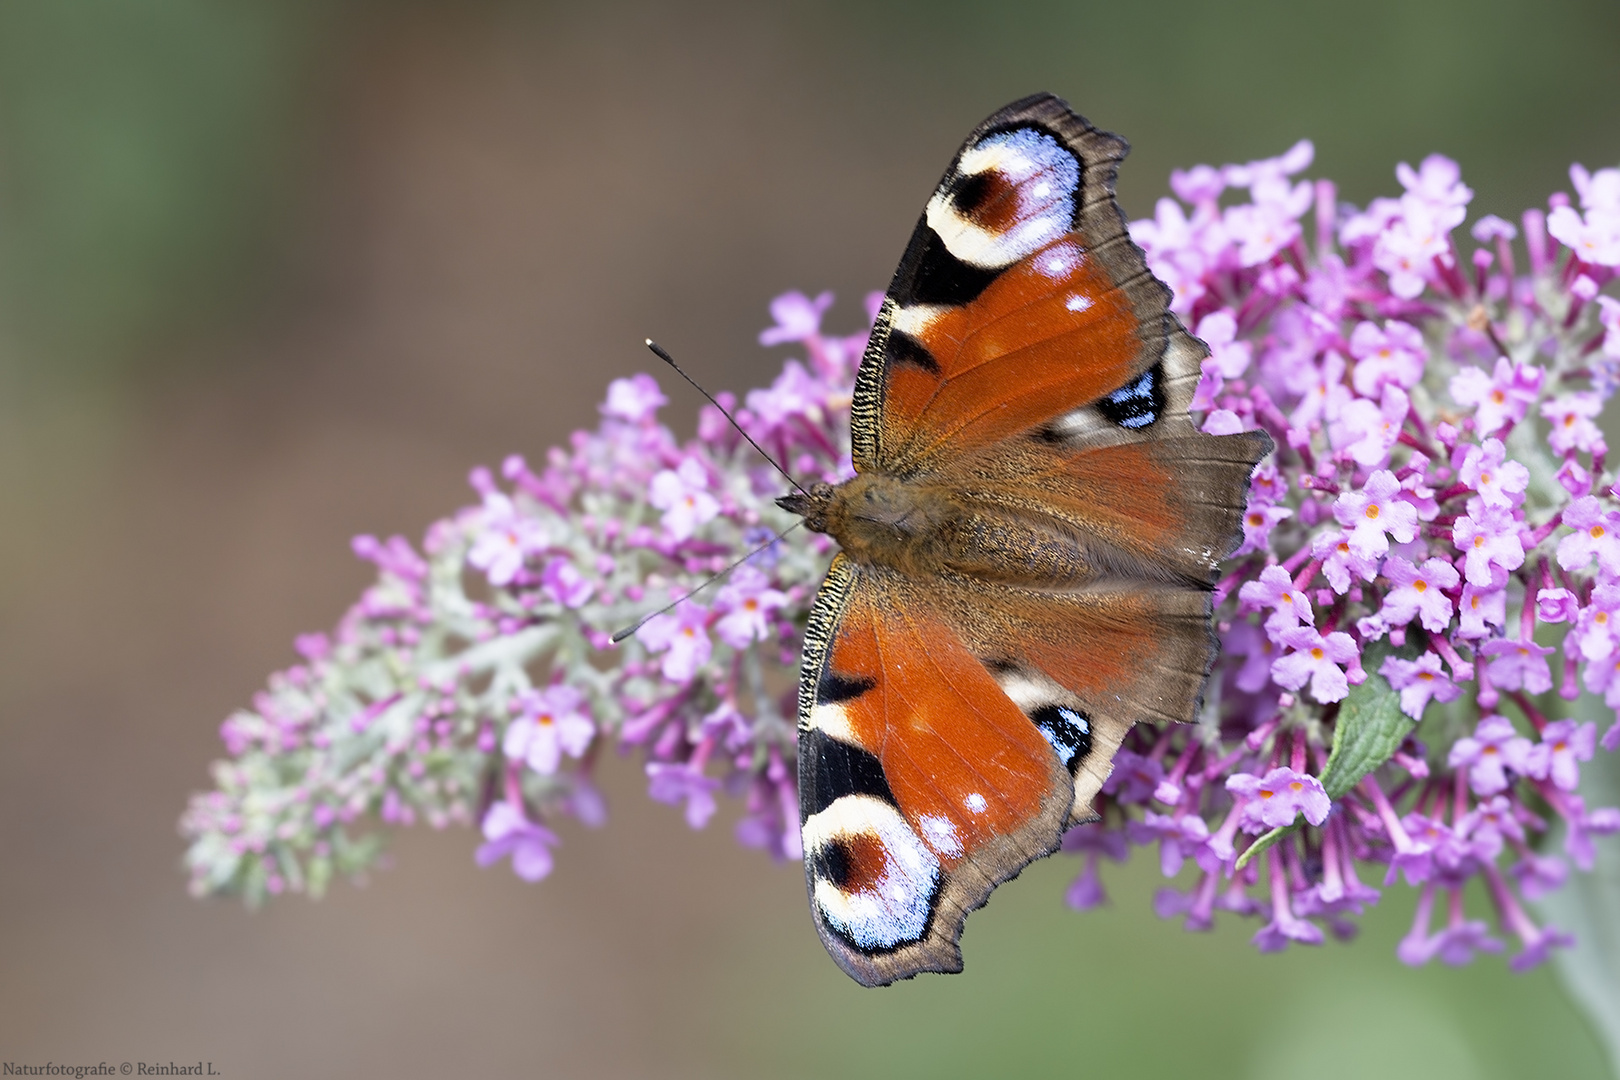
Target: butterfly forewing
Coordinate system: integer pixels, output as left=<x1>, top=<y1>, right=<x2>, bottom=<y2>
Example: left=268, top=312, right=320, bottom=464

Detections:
left=852, top=94, right=1191, bottom=475
left=795, top=92, right=1272, bottom=985
left=798, top=556, right=1075, bottom=986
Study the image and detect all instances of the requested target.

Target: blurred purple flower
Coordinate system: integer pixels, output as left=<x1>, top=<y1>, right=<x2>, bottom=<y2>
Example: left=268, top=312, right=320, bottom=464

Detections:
left=475, top=801, right=559, bottom=882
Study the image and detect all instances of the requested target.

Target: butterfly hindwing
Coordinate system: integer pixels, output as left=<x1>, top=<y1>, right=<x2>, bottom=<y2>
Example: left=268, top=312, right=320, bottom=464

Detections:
left=932, top=573, right=1218, bottom=821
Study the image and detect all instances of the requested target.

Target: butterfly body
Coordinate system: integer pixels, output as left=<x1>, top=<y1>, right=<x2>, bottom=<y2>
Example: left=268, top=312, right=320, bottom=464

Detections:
left=780, top=94, right=1271, bottom=986
left=782, top=476, right=1093, bottom=587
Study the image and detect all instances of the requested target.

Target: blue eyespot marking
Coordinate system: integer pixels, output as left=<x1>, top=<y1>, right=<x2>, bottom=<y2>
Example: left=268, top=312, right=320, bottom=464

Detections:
left=1097, top=365, right=1163, bottom=430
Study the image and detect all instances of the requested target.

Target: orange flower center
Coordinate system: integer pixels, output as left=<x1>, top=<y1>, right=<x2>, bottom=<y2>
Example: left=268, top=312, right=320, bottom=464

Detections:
left=1365, top=504, right=1380, bottom=520
left=1310, top=647, right=1325, bottom=660
left=1414, top=580, right=1428, bottom=592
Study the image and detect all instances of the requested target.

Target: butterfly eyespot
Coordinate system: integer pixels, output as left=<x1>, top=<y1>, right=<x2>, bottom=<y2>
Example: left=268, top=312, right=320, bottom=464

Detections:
left=811, top=837, right=857, bottom=890
left=1096, top=365, right=1164, bottom=431
left=946, top=170, right=999, bottom=218
left=1029, top=702, right=1093, bottom=772
left=805, top=797, right=941, bottom=955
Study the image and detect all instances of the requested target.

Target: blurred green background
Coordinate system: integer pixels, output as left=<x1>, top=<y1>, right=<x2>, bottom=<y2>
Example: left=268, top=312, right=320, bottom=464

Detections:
left=1, top=1, right=1617, bottom=1077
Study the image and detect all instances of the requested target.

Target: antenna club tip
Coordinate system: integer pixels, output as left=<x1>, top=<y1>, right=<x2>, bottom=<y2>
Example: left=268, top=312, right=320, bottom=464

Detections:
left=644, top=337, right=655, bottom=347
left=610, top=627, right=635, bottom=644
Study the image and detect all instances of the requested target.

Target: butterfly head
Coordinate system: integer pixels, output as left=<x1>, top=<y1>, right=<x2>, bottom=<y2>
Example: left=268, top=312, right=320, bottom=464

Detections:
left=776, top=483, right=836, bottom=534
left=781, top=474, right=959, bottom=577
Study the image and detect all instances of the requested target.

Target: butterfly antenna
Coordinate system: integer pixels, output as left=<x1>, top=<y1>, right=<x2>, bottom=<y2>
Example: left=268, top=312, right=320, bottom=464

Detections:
left=609, top=522, right=803, bottom=643
left=644, top=338, right=810, bottom=497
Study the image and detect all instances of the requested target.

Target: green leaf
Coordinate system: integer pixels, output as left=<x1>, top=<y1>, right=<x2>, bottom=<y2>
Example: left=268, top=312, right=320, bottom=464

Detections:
left=1318, top=642, right=1414, bottom=800
left=1233, top=643, right=1414, bottom=873
left=1234, top=821, right=1299, bottom=872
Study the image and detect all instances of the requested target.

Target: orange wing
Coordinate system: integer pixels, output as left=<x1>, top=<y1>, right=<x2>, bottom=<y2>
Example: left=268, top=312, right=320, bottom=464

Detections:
left=796, top=556, right=1217, bottom=985
left=796, top=555, right=1074, bottom=986
left=850, top=93, right=1195, bottom=475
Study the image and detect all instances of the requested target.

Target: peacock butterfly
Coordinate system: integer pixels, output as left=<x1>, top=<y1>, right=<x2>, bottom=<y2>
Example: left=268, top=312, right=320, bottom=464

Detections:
left=776, top=93, right=1272, bottom=986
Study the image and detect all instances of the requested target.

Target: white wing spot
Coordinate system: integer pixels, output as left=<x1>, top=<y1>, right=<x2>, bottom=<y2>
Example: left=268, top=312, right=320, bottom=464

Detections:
left=965, top=792, right=988, bottom=813
left=918, top=814, right=962, bottom=857
left=1065, top=293, right=1092, bottom=312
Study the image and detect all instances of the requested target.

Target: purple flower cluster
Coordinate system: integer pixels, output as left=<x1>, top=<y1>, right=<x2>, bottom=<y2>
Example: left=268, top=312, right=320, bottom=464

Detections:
left=180, top=147, right=1620, bottom=973
left=1090, top=144, right=1620, bottom=967
left=180, top=290, right=873, bottom=900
